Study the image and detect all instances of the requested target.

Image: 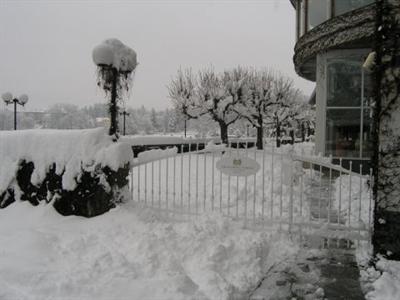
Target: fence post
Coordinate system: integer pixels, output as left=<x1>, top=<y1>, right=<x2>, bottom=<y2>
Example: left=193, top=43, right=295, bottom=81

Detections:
left=270, top=144, right=274, bottom=219
left=347, top=161, right=353, bottom=248
left=253, top=145, right=257, bottom=225
left=211, top=148, right=215, bottom=211
left=145, top=163, right=148, bottom=204
left=166, top=155, right=169, bottom=211
left=369, top=168, right=373, bottom=245
left=289, top=153, right=294, bottom=234
left=138, top=165, right=141, bottom=202
left=358, top=164, right=363, bottom=247
left=130, top=168, right=134, bottom=201
left=203, top=141, right=207, bottom=212
left=180, top=144, right=184, bottom=211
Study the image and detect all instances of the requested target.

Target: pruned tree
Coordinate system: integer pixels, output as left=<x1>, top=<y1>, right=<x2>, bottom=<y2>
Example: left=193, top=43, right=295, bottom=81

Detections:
left=265, top=76, right=299, bottom=147
left=168, top=68, right=198, bottom=137
left=206, top=67, right=247, bottom=144
left=169, top=67, right=246, bottom=144
left=235, top=69, right=278, bottom=149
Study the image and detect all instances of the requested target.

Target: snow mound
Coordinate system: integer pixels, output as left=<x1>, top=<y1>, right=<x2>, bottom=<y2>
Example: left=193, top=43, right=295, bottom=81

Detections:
left=92, top=38, right=137, bottom=72
left=0, top=201, right=298, bottom=300
left=204, top=140, right=226, bottom=152
left=137, top=147, right=178, bottom=165
left=358, top=245, right=400, bottom=300
left=121, top=135, right=185, bottom=146
left=0, top=128, right=133, bottom=192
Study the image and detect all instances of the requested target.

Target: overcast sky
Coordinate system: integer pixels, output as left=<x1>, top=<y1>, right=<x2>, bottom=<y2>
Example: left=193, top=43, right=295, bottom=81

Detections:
left=0, top=0, right=314, bottom=111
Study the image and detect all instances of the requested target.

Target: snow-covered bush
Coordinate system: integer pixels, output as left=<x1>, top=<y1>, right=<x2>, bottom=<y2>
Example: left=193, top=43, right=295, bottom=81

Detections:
left=0, top=128, right=133, bottom=217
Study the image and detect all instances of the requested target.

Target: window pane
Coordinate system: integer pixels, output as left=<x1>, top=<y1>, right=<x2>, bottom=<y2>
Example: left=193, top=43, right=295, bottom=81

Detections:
left=327, top=59, right=362, bottom=107
left=308, top=0, right=329, bottom=30
left=326, top=109, right=361, bottom=158
left=362, top=109, right=373, bottom=158
left=335, top=0, right=374, bottom=16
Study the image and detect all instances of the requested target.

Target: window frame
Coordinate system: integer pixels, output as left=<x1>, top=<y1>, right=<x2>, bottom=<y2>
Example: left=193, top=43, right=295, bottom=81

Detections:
left=324, top=53, right=371, bottom=159
left=296, top=0, right=374, bottom=40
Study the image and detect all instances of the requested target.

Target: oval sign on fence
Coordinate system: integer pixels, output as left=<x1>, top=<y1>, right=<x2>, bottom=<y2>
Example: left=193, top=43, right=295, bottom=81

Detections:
left=216, top=155, right=260, bottom=177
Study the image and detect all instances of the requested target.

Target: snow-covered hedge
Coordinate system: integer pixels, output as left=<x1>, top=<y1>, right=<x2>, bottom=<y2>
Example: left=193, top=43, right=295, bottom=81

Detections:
left=0, top=128, right=133, bottom=217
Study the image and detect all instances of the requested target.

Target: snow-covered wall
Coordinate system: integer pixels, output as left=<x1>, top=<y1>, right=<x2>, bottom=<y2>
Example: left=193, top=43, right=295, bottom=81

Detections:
left=0, top=128, right=133, bottom=217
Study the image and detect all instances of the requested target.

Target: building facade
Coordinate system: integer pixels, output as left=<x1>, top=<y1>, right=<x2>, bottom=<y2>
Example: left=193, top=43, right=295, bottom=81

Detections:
left=290, top=0, right=375, bottom=168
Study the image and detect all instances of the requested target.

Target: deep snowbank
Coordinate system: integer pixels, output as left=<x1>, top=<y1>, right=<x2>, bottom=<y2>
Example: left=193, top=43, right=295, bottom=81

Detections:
left=0, top=201, right=298, bottom=300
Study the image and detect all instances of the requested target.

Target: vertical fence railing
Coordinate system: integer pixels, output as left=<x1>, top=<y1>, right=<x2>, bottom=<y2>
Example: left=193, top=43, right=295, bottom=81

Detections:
left=129, top=139, right=373, bottom=246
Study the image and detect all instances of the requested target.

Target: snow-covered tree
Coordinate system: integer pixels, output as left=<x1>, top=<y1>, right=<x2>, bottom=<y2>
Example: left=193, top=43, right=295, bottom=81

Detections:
left=236, top=69, right=284, bottom=149
left=372, top=0, right=400, bottom=260
left=150, top=108, right=159, bottom=132
left=206, top=67, right=247, bottom=144
left=263, top=76, right=300, bottom=147
left=169, top=67, right=246, bottom=144
left=44, top=104, right=94, bottom=129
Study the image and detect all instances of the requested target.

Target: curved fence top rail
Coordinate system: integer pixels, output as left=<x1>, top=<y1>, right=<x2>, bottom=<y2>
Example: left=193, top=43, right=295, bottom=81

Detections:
left=131, top=142, right=370, bottom=179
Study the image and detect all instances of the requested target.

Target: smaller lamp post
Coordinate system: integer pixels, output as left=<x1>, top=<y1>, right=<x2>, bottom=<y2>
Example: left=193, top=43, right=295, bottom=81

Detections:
left=2, top=92, right=29, bottom=130
left=119, top=110, right=130, bottom=136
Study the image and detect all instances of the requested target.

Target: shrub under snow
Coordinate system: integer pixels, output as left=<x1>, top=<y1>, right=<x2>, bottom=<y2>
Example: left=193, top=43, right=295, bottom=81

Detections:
left=0, top=128, right=133, bottom=216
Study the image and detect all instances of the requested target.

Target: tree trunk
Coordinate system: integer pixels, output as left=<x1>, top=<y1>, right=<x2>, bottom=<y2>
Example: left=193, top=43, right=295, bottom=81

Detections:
left=256, top=117, right=264, bottom=150
left=109, top=68, right=119, bottom=138
left=372, top=0, right=400, bottom=260
left=219, top=122, right=229, bottom=145
left=276, top=122, right=281, bottom=148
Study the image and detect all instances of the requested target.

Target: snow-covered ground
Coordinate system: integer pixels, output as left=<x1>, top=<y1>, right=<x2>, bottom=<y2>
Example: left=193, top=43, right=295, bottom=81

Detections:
left=333, top=174, right=373, bottom=229
left=0, top=201, right=298, bottom=300
left=357, top=243, right=400, bottom=300
left=0, top=131, right=383, bottom=300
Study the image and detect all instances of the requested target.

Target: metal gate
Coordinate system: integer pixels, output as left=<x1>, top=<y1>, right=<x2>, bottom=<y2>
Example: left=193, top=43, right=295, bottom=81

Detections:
left=129, top=140, right=373, bottom=248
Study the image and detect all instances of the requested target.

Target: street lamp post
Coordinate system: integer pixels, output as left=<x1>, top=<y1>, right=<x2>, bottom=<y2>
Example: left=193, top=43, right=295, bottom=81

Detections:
left=1, top=92, right=29, bottom=130
left=119, top=110, right=130, bottom=136
left=92, top=39, right=137, bottom=139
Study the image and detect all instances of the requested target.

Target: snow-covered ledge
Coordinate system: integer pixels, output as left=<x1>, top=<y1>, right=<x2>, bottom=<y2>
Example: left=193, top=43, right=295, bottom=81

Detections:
left=0, top=128, right=133, bottom=217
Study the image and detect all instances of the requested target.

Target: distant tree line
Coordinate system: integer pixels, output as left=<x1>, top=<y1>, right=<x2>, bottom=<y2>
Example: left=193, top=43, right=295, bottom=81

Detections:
left=168, top=66, right=315, bottom=149
left=0, top=103, right=183, bottom=135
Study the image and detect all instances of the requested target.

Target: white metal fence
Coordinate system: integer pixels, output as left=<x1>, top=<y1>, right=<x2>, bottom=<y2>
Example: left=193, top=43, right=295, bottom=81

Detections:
left=129, top=140, right=373, bottom=248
